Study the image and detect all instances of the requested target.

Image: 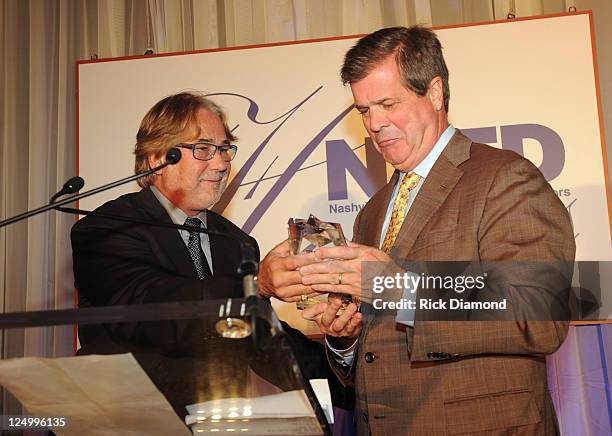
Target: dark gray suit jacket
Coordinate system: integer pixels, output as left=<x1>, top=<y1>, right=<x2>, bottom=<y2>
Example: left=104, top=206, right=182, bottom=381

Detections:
left=71, top=187, right=258, bottom=346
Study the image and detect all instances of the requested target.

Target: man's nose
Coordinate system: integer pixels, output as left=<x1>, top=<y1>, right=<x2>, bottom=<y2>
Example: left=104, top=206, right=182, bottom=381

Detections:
left=206, top=148, right=229, bottom=171
left=367, top=107, right=389, bottom=132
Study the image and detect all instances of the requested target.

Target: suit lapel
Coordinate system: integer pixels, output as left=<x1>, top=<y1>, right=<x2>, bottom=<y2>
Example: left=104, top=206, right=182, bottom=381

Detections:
left=137, top=189, right=199, bottom=279
left=390, top=131, right=471, bottom=259
left=359, top=172, right=398, bottom=247
left=207, top=211, right=241, bottom=277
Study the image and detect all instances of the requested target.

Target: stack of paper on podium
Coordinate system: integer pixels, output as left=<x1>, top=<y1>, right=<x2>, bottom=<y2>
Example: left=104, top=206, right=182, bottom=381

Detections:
left=0, top=353, right=191, bottom=435
left=185, top=389, right=323, bottom=435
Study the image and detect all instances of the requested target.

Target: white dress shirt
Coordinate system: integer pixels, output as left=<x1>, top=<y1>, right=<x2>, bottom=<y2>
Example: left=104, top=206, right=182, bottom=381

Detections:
left=150, top=186, right=214, bottom=274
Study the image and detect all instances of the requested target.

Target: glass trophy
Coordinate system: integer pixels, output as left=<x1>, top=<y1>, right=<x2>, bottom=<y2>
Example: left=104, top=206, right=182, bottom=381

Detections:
left=288, top=214, right=356, bottom=310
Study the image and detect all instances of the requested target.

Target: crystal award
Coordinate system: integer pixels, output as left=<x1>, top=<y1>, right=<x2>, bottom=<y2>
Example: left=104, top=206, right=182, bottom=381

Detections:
left=288, top=215, right=355, bottom=310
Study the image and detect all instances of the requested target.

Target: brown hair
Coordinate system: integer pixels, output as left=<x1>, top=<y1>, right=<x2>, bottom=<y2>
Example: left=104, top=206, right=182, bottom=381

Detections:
left=134, top=91, right=237, bottom=188
left=341, top=26, right=450, bottom=112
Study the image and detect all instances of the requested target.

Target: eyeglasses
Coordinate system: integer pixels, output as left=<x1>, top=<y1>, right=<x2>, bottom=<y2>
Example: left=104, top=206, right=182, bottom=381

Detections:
left=176, top=141, right=238, bottom=162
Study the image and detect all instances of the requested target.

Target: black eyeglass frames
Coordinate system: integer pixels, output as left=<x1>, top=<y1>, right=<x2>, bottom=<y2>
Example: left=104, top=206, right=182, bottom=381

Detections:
left=176, top=141, right=238, bottom=162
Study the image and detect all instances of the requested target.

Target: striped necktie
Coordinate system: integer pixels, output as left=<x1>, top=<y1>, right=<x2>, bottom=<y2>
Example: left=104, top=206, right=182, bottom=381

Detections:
left=381, top=172, right=421, bottom=253
left=184, top=217, right=212, bottom=279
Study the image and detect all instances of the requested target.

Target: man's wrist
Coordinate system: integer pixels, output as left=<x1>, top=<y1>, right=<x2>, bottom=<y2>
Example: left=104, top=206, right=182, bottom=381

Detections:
left=326, top=335, right=358, bottom=351
left=257, top=281, right=272, bottom=299
left=258, top=289, right=272, bottom=300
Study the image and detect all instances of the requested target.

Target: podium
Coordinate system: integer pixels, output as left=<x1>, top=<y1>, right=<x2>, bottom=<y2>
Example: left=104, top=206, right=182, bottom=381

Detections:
left=0, top=299, right=332, bottom=435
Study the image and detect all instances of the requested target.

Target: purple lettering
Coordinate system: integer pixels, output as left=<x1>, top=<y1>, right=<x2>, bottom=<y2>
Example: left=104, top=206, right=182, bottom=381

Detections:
left=326, top=138, right=386, bottom=200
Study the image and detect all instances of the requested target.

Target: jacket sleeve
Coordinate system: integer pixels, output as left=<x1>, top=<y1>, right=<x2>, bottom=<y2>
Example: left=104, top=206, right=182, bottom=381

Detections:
left=324, top=206, right=369, bottom=386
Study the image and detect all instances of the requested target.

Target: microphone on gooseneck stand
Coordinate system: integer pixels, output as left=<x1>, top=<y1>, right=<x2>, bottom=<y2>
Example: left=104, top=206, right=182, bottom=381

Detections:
left=237, top=242, right=260, bottom=344
left=161, top=148, right=181, bottom=165
left=50, top=176, right=85, bottom=203
left=0, top=147, right=182, bottom=228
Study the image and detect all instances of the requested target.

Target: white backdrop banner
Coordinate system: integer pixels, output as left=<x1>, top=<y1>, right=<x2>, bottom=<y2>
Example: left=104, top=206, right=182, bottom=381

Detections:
left=78, top=13, right=611, bottom=330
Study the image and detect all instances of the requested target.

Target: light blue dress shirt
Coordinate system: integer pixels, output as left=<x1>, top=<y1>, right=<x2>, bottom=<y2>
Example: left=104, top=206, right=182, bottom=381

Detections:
left=386, top=125, right=455, bottom=326
left=328, top=125, right=456, bottom=364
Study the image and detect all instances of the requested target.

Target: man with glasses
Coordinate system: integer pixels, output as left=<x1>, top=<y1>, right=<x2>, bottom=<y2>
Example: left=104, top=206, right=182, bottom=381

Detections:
left=72, top=91, right=256, bottom=346
left=72, top=92, right=347, bottom=417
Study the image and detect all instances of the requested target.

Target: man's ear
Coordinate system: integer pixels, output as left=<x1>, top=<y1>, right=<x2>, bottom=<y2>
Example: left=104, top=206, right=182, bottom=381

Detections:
left=147, top=154, right=163, bottom=175
left=427, top=77, right=444, bottom=111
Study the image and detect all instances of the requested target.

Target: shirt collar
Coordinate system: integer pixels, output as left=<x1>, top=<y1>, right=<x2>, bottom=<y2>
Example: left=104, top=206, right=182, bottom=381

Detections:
left=411, top=124, right=455, bottom=179
left=150, top=186, right=207, bottom=227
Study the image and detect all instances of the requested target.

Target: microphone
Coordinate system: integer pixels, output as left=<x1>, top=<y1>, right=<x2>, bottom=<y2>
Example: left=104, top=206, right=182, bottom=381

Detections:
left=164, top=148, right=181, bottom=165
left=0, top=148, right=182, bottom=228
left=237, top=241, right=260, bottom=337
left=50, top=176, right=85, bottom=203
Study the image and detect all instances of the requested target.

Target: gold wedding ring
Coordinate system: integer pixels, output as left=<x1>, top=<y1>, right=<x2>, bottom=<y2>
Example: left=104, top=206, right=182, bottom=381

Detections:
left=301, top=294, right=308, bottom=302
left=338, top=273, right=343, bottom=285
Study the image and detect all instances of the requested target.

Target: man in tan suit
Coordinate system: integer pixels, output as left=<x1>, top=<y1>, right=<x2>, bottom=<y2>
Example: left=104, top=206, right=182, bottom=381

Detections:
left=259, top=26, right=574, bottom=435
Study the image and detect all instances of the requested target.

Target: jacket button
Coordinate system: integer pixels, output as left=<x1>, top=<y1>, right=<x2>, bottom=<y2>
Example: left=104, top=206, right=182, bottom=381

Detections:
left=364, top=352, right=376, bottom=363
left=362, top=412, right=369, bottom=423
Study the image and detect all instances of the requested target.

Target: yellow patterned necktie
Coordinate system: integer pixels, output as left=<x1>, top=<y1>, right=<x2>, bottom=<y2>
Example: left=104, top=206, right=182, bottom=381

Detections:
left=381, top=172, right=421, bottom=253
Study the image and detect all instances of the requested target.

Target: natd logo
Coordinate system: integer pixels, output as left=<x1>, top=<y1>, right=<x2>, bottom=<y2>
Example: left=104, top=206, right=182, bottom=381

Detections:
left=209, top=90, right=566, bottom=233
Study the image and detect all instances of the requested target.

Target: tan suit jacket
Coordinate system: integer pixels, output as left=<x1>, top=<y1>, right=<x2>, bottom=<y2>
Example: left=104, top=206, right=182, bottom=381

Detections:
left=329, top=131, right=575, bottom=435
